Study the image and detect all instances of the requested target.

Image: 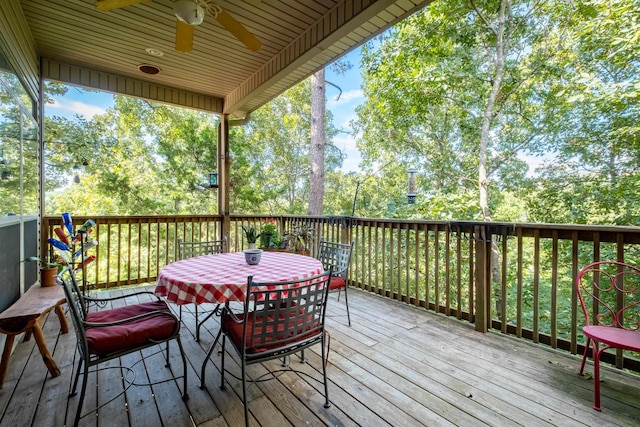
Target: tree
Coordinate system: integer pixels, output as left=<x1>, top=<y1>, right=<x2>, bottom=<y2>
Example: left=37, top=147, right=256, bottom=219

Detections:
left=230, top=79, right=341, bottom=215
left=353, top=0, right=574, bottom=220
left=526, top=0, right=640, bottom=225
left=308, top=69, right=326, bottom=215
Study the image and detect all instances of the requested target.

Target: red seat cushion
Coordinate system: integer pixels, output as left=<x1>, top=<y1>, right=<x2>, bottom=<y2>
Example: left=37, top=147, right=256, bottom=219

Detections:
left=329, top=276, right=345, bottom=291
left=85, top=300, right=177, bottom=357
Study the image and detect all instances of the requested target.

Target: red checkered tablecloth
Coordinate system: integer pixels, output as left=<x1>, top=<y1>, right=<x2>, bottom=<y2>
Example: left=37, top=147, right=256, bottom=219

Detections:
left=154, top=251, right=324, bottom=305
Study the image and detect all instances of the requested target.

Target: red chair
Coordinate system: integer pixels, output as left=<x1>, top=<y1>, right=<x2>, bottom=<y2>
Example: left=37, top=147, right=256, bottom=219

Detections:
left=317, top=239, right=354, bottom=325
left=57, top=268, right=188, bottom=427
left=576, top=260, right=640, bottom=411
left=200, top=271, right=332, bottom=427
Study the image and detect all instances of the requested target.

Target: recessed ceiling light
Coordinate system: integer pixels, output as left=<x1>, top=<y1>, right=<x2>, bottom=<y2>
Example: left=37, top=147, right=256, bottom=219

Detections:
left=138, top=64, right=161, bottom=75
left=145, top=48, right=164, bottom=57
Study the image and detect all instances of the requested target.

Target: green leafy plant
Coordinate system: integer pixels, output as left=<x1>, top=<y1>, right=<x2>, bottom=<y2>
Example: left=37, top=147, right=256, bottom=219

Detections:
left=283, top=225, right=315, bottom=251
left=261, top=218, right=277, bottom=235
left=272, top=236, right=283, bottom=248
left=260, top=218, right=278, bottom=248
left=242, top=225, right=261, bottom=244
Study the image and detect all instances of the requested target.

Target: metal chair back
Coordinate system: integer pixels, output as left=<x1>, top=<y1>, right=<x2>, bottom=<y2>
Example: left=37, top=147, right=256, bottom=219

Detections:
left=177, top=238, right=226, bottom=259
left=317, top=239, right=354, bottom=325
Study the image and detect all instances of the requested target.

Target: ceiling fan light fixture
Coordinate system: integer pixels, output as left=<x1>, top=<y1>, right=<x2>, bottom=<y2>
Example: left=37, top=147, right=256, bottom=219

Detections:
left=174, top=0, right=205, bottom=26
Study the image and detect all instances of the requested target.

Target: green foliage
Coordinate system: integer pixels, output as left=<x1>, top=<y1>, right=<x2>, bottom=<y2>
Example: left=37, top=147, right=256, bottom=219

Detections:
left=519, top=0, right=640, bottom=225
left=242, top=225, right=260, bottom=243
left=228, top=79, right=341, bottom=214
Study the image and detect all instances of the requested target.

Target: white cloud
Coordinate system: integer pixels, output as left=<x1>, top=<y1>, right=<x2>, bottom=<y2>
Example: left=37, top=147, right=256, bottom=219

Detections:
left=333, top=134, right=362, bottom=173
left=327, top=89, right=363, bottom=108
left=338, top=113, right=358, bottom=130
left=49, top=99, right=107, bottom=119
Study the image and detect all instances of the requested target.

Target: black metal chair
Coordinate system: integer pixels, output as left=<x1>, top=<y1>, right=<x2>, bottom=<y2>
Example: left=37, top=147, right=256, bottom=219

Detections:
left=200, top=271, right=332, bottom=427
left=317, top=239, right=354, bottom=325
left=177, top=237, right=226, bottom=341
left=57, top=267, right=188, bottom=427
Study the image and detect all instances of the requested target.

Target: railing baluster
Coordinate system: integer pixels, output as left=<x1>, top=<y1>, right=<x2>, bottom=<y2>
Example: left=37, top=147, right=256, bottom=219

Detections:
left=413, top=223, right=421, bottom=307
left=516, top=229, right=523, bottom=338
left=551, top=230, right=559, bottom=348
left=533, top=228, right=540, bottom=343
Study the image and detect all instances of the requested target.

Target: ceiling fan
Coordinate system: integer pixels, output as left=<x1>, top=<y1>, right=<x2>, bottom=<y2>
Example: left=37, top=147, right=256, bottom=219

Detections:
left=94, top=0, right=262, bottom=53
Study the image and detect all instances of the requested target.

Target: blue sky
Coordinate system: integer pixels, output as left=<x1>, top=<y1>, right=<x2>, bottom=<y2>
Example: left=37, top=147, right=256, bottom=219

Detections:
left=46, top=48, right=366, bottom=173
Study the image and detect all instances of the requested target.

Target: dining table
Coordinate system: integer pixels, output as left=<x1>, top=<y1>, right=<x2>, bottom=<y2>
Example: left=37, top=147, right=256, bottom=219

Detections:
left=154, top=251, right=324, bottom=340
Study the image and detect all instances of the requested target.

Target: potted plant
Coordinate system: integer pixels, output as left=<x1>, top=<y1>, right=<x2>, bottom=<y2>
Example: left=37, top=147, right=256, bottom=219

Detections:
left=23, top=256, right=63, bottom=287
left=242, top=225, right=261, bottom=249
left=260, top=218, right=278, bottom=249
left=283, top=225, right=315, bottom=255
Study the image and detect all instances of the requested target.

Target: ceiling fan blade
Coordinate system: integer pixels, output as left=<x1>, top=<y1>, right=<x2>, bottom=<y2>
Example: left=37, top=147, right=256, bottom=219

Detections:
left=175, top=20, right=195, bottom=52
left=95, top=0, right=151, bottom=12
left=214, top=9, right=262, bottom=52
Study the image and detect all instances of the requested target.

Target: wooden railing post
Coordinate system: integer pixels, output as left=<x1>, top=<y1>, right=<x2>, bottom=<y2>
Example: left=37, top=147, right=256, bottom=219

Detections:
left=449, top=221, right=514, bottom=333
left=340, top=216, right=355, bottom=245
left=473, top=224, right=491, bottom=333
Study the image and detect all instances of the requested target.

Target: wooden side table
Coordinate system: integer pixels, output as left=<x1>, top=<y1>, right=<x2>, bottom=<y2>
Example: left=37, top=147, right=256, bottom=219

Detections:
left=0, top=284, right=69, bottom=387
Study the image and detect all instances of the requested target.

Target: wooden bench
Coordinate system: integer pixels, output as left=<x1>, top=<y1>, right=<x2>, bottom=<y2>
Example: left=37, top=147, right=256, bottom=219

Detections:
left=0, top=284, right=68, bottom=387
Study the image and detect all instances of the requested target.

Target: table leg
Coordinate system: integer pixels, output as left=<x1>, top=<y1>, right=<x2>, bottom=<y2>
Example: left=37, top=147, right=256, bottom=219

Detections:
left=31, top=323, right=61, bottom=378
left=0, top=334, right=16, bottom=388
left=54, top=303, right=69, bottom=334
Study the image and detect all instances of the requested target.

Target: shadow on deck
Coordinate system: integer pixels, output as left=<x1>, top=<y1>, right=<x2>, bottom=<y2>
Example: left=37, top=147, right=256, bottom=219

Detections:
left=1, top=286, right=639, bottom=426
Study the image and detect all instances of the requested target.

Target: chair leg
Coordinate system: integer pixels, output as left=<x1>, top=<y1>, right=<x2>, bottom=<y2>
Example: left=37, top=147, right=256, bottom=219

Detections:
left=73, top=358, right=90, bottom=427
left=579, top=337, right=591, bottom=375
left=593, top=342, right=603, bottom=411
left=195, top=305, right=199, bottom=333
left=241, top=359, right=249, bottom=427
left=343, top=285, right=351, bottom=326
left=70, top=358, right=83, bottom=396
left=220, top=335, right=227, bottom=390
left=175, top=336, right=189, bottom=401
left=321, top=333, right=331, bottom=408
left=165, top=341, right=171, bottom=368
left=200, top=328, right=223, bottom=389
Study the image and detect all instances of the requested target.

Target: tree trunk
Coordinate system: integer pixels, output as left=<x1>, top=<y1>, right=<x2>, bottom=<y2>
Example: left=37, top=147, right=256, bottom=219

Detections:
left=478, top=1, right=508, bottom=316
left=479, top=0, right=507, bottom=224
left=308, top=69, right=325, bottom=215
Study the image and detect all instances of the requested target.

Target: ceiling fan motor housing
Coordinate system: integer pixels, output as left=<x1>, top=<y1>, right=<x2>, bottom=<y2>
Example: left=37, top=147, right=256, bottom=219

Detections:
left=174, top=0, right=205, bottom=26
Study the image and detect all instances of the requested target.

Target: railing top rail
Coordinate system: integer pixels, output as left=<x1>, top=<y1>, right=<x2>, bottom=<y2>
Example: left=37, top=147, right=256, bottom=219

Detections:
left=43, top=214, right=224, bottom=221
left=42, top=214, right=640, bottom=234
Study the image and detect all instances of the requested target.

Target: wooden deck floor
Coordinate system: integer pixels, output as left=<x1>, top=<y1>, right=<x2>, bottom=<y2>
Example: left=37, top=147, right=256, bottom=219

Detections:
left=1, top=285, right=640, bottom=426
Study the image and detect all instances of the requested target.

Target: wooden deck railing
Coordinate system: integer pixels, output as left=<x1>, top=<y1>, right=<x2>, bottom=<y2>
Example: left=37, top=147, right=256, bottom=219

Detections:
left=42, top=215, right=640, bottom=372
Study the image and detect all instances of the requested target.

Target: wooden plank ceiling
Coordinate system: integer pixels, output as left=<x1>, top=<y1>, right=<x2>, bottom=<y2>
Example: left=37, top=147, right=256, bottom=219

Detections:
left=18, top=0, right=431, bottom=117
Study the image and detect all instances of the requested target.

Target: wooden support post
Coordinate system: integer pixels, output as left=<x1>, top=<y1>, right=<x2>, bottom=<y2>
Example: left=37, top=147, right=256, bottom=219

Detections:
left=218, top=115, right=231, bottom=244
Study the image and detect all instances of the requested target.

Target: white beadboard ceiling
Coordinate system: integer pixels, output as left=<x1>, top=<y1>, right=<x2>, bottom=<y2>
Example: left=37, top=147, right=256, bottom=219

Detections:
left=17, top=0, right=431, bottom=117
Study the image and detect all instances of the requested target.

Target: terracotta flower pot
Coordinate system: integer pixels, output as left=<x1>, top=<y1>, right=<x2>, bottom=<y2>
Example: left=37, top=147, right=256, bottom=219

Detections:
left=40, top=267, right=58, bottom=287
